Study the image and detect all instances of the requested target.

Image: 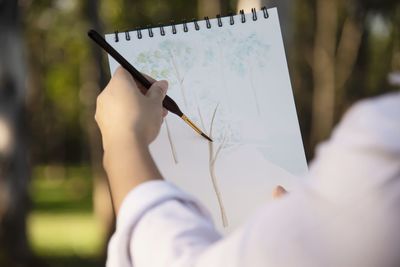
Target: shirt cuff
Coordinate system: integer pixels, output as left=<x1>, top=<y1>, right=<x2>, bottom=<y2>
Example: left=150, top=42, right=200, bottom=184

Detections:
left=106, top=180, right=212, bottom=267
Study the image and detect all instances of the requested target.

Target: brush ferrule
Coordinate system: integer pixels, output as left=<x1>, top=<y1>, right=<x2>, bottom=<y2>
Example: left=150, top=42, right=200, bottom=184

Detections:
left=181, top=115, right=202, bottom=135
left=181, top=114, right=213, bottom=142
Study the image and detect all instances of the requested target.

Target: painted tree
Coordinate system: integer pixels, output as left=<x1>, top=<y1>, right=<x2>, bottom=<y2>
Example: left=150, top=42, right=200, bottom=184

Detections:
left=196, top=98, right=243, bottom=228
left=201, top=28, right=269, bottom=115
left=134, top=48, right=181, bottom=164
left=198, top=105, right=229, bottom=227
left=135, top=40, right=197, bottom=107
left=134, top=39, right=201, bottom=164
left=200, top=29, right=238, bottom=112
left=158, top=40, right=197, bottom=108
left=231, top=33, right=270, bottom=115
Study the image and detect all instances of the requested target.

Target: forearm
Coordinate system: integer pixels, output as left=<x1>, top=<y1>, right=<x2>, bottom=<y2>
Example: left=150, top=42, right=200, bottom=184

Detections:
left=103, top=134, right=163, bottom=213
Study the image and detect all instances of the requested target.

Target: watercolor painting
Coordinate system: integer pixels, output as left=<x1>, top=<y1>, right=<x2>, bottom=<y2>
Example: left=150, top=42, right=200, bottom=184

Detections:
left=198, top=104, right=229, bottom=227
left=106, top=8, right=308, bottom=232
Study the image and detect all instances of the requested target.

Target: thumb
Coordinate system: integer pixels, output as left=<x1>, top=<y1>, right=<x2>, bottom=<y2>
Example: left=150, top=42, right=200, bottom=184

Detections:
left=272, top=185, right=288, bottom=200
left=147, top=80, right=168, bottom=102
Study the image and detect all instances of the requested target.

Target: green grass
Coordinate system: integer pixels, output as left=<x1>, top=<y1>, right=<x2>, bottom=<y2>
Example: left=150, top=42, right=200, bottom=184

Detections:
left=28, top=212, right=104, bottom=257
left=30, top=165, right=93, bottom=213
left=28, top=164, right=105, bottom=265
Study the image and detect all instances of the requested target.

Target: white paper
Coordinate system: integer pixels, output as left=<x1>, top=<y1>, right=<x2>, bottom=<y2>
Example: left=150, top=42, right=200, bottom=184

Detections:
left=106, top=7, right=308, bottom=233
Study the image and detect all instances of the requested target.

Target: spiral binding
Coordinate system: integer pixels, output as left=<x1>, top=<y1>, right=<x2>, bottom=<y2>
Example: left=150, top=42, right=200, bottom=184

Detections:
left=114, top=7, right=270, bottom=42
left=240, top=10, right=246, bottom=23
left=205, top=16, right=211, bottom=28
left=159, top=24, right=165, bottom=36
left=229, top=13, right=234, bottom=25
left=193, top=19, right=200, bottom=30
left=147, top=25, right=154, bottom=37
left=182, top=20, right=189, bottom=32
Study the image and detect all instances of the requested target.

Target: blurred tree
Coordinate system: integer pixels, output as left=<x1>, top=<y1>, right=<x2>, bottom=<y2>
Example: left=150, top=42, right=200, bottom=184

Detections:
left=81, top=0, right=114, bottom=260
left=310, top=0, right=399, bottom=148
left=198, top=0, right=230, bottom=17
left=0, top=0, right=32, bottom=266
left=310, top=0, right=340, bottom=148
left=23, top=0, right=87, bottom=165
left=237, top=0, right=261, bottom=11
left=236, top=1, right=293, bottom=46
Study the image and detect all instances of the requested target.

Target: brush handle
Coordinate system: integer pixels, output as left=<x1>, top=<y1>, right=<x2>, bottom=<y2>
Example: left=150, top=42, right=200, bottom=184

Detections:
left=88, top=29, right=183, bottom=117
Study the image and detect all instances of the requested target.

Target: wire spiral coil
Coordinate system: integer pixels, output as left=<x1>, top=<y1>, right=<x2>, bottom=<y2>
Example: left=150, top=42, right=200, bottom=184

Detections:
left=114, top=7, right=270, bottom=42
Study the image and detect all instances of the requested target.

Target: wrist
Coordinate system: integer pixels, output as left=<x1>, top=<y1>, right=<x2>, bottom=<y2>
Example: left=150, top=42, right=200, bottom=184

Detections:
left=101, top=130, right=163, bottom=213
left=102, top=129, right=148, bottom=153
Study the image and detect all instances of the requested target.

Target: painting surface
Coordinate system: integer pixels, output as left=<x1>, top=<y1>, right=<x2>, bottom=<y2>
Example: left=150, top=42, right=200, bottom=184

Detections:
left=106, top=8, right=308, bottom=232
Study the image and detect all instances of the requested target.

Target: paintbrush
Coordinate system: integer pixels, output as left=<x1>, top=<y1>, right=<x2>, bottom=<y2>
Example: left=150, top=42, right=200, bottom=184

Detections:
left=88, top=29, right=212, bottom=142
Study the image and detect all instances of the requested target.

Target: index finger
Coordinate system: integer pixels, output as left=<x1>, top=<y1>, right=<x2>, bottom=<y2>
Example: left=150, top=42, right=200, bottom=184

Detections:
left=134, top=72, right=157, bottom=95
left=111, top=67, right=141, bottom=95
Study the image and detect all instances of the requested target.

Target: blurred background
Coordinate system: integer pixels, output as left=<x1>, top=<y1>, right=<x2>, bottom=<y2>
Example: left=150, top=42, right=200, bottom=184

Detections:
left=0, top=0, right=399, bottom=266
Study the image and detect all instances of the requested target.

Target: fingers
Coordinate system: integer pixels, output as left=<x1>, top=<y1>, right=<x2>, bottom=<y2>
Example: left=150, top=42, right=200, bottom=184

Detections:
left=272, top=185, right=288, bottom=200
left=113, top=66, right=135, bottom=84
left=142, top=73, right=156, bottom=83
left=111, top=66, right=142, bottom=94
left=147, top=80, right=168, bottom=103
left=162, top=108, right=168, bottom=117
left=134, top=73, right=157, bottom=95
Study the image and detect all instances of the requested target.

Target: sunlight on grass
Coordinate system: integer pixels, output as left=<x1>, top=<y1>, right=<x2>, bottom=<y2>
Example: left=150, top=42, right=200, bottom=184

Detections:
left=28, top=212, right=104, bottom=257
left=28, top=165, right=105, bottom=259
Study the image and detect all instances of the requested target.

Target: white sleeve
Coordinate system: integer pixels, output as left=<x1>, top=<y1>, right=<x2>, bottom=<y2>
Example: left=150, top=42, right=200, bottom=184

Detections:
left=107, top=178, right=336, bottom=267
left=106, top=180, right=222, bottom=267
left=105, top=178, right=330, bottom=267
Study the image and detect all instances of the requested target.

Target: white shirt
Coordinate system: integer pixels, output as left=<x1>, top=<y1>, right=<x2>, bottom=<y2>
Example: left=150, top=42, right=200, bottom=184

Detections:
left=107, top=92, right=400, bottom=267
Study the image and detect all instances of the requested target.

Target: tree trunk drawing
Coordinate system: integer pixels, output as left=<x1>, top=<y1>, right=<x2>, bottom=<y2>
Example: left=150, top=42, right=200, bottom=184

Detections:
left=217, top=43, right=233, bottom=113
left=198, top=106, right=228, bottom=227
left=248, top=60, right=261, bottom=115
left=0, top=1, right=33, bottom=265
left=165, top=118, right=178, bottom=164
left=161, top=50, right=181, bottom=164
left=168, top=50, right=188, bottom=107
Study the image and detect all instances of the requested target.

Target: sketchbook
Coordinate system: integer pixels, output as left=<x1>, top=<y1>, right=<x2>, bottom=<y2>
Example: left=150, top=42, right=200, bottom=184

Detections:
left=106, top=7, right=308, bottom=233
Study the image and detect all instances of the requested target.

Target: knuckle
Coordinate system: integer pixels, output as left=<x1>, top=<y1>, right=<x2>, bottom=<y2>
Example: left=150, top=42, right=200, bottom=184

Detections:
left=96, top=94, right=103, bottom=106
left=150, top=85, right=163, bottom=98
left=114, top=66, right=125, bottom=77
left=155, top=86, right=163, bottom=95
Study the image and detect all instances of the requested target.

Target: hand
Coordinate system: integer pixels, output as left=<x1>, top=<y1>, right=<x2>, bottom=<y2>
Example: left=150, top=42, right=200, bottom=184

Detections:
left=272, top=185, right=287, bottom=199
left=95, top=66, right=168, bottom=149
left=95, top=67, right=168, bottom=213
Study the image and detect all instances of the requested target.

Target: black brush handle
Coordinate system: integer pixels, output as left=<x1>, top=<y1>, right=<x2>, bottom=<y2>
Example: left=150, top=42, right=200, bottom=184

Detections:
left=88, top=29, right=183, bottom=117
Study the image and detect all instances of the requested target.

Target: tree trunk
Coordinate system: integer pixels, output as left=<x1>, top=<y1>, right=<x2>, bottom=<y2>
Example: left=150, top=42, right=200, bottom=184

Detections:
left=198, top=0, right=222, bottom=17
left=237, top=0, right=262, bottom=11
left=0, top=0, right=32, bottom=266
left=335, top=16, right=364, bottom=120
left=81, top=0, right=115, bottom=261
left=219, top=0, right=230, bottom=14
left=310, top=0, right=338, bottom=147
